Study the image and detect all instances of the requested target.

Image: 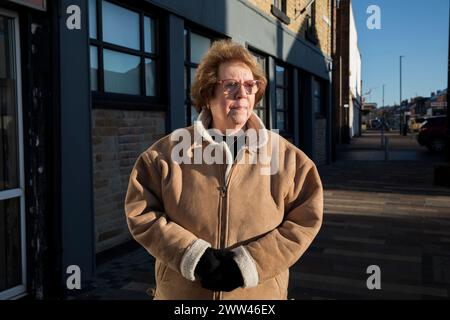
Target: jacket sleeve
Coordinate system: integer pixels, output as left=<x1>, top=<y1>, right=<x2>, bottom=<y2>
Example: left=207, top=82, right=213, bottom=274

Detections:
left=232, top=159, right=323, bottom=287
left=124, top=150, right=211, bottom=281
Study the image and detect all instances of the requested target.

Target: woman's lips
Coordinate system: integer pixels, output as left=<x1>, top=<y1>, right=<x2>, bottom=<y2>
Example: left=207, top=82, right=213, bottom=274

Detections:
left=230, top=106, right=248, bottom=110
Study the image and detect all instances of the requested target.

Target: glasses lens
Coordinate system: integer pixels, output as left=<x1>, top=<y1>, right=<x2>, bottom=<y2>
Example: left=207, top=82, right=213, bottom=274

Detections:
left=223, top=80, right=239, bottom=94
left=244, top=81, right=258, bottom=94
left=222, top=80, right=259, bottom=95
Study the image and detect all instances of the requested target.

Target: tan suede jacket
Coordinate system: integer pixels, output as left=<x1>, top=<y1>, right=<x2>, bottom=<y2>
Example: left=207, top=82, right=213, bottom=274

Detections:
left=124, top=109, right=323, bottom=300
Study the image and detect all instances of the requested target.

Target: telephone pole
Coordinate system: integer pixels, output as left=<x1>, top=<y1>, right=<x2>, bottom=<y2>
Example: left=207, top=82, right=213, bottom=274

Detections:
left=399, top=55, right=405, bottom=135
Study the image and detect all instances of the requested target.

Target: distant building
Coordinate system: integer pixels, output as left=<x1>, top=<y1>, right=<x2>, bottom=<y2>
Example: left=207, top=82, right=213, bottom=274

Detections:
left=408, top=96, right=428, bottom=116
left=361, top=103, right=377, bottom=128
left=425, top=89, right=448, bottom=116
left=332, top=0, right=362, bottom=150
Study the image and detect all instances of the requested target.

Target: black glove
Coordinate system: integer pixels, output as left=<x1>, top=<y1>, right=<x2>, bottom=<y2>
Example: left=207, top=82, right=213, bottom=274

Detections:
left=195, top=248, right=222, bottom=280
left=200, top=250, right=244, bottom=292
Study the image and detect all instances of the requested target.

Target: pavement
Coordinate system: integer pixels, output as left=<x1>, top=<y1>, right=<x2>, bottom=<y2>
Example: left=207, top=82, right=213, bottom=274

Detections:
left=68, top=130, right=450, bottom=300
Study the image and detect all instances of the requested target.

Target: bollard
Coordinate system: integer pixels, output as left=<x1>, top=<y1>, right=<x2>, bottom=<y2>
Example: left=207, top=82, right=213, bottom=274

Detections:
left=384, top=136, right=389, bottom=161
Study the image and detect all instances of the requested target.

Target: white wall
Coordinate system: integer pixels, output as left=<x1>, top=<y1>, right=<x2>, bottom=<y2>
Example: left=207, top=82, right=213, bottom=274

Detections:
left=348, top=4, right=361, bottom=137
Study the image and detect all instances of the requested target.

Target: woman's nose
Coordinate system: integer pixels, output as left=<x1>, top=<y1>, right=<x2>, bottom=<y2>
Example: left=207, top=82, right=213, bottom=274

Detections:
left=235, top=83, right=248, bottom=99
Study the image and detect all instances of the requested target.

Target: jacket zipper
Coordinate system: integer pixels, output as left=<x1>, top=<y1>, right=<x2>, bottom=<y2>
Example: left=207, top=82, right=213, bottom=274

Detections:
left=214, top=160, right=239, bottom=300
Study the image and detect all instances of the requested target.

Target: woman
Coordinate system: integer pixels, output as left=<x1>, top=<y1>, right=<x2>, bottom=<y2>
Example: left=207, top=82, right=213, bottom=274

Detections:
left=124, top=40, right=323, bottom=300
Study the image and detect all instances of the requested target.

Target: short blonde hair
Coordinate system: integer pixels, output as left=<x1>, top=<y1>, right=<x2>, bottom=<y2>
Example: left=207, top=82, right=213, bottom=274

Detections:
left=190, top=39, right=267, bottom=113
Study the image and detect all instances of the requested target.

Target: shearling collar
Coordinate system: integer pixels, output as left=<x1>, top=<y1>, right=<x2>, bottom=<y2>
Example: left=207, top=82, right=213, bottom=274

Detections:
left=192, top=108, right=271, bottom=183
left=193, top=108, right=269, bottom=154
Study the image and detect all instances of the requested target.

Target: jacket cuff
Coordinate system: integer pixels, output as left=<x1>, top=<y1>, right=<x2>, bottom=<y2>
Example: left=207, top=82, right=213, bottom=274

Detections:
left=232, top=246, right=259, bottom=288
left=180, top=239, right=211, bottom=281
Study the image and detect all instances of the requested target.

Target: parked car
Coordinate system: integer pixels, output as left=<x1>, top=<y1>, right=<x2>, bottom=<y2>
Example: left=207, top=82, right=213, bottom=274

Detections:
left=371, top=118, right=390, bottom=131
left=408, top=117, right=426, bottom=133
left=417, top=116, right=449, bottom=152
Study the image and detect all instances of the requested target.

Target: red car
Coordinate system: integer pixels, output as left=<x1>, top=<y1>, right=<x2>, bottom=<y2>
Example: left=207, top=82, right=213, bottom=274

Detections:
left=417, top=116, right=449, bottom=152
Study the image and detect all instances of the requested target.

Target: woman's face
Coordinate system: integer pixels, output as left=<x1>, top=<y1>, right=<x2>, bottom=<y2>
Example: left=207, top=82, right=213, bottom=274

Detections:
left=208, top=61, right=256, bottom=132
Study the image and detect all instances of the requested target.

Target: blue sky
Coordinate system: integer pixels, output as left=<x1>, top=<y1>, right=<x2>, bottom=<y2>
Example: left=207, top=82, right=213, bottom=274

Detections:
left=352, top=0, right=449, bottom=107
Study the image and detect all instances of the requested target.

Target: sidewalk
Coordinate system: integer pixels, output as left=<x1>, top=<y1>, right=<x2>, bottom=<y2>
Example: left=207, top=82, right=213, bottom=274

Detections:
left=294, top=130, right=450, bottom=299
left=68, top=130, right=450, bottom=300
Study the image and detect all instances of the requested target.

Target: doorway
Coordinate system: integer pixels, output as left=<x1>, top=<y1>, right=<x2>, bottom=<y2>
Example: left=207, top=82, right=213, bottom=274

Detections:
left=0, top=8, right=26, bottom=300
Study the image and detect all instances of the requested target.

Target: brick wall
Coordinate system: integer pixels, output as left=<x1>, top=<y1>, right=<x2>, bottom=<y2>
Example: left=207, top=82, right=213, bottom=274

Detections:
left=314, top=118, right=327, bottom=165
left=92, top=109, right=166, bottom=253
left=332, top=0, right=351, bottom=144
left=248, top=0, right=332, bottom=57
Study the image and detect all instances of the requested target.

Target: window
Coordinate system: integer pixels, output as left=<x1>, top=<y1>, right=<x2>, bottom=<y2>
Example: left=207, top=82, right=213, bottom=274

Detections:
left=89, top=0, right=161, bottom=108
left=0, top=12, right=26, bottom=300
left=313, top=77, right=325, bottom=116
left=184, top=29, right=212, bottom=125
left=305, top=1, right=318, bottom=44
left=271, top=0, right=290, bottom=24
left=275, top=63, right=292, bottom=138
left=249, top=50, right=269, bottom=127
left=273, top=0, right=286, bottom=12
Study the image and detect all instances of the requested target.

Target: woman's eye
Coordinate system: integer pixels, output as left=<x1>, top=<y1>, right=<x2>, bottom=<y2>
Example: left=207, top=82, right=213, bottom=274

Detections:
left=225, top=82, right=238, bottom=89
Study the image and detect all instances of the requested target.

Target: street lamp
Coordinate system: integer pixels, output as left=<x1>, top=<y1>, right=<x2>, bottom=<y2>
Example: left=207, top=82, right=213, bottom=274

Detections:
left=399, top=55, right=405, bottom=135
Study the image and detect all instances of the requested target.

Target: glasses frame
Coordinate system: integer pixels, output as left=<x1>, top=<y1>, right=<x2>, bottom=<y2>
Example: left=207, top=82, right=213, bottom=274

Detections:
left=216, top=79, right=261, bottom=96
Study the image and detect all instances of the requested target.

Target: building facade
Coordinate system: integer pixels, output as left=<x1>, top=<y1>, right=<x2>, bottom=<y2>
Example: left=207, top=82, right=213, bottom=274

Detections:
left=0, top=0, right=333, bottom=299
left=332, top=0, right=361, bottom=152
left=425, top=89, right=448, bottom=116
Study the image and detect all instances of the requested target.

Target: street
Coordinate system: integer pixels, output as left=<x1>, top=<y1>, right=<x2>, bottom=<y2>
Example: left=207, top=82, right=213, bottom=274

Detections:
left=68, top=130, right=450, bottom=300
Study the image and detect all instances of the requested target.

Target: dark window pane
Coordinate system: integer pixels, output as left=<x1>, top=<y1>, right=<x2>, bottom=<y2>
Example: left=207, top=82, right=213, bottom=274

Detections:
left=0, top=16, right=19, bottom=191
left=256, top=93, right=265, bottom=109
left=276, top=88, right=284, bottom=110
left=103, top=49, right=140, bottom=95
left=276, top=65, right=285, bottom=86
left=190, top=67, right=196, bottom=85
left=276, top=111, right=286, bottom=130
left=313, top=78, right=322, bottom=114
left=184, top=68, right=187, bottom=94
left=145, top=58, right=156, bottom=96
left=254, top=108, right=266, bottom=124
left=313, top=78, right=321, bottom=97
left=184, top=29, right=188, bottom=61
left=190, top=32, right=210, bottom=64
left=144, top=16, right=155, bottom=54
left=102, top=1, right=140, bottom=50
left=90, top=46, right=98, bottom=91
left=191, top=105, right=199, bottom=124
left=0, top=198, right=22, bottom=291
left=250, top=51, right=268, bottom=125
left=314, top=95, right=324, bottom=115
left=89, top=0, right=97, bottom=39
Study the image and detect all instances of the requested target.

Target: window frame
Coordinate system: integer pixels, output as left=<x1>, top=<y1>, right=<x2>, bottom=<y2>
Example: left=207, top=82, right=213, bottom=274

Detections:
left=274, top=61, right=293, bottom=139
left=313, top=76, right=326, bottom=118
left=271, top=0, right=290, bottom=24
left=0, top=9, right=27, bottom=300
left=89, top=0, right=166, bottom=111
left=184, top=24, right=226, bottom=125
left=248, top=47, right=270, bottom=128
left=305, top=1, right=318, bottom=45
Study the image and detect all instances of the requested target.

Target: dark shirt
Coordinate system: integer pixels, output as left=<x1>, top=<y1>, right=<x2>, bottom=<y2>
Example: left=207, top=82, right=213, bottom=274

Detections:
left=214, top=132, right=247, bottom=162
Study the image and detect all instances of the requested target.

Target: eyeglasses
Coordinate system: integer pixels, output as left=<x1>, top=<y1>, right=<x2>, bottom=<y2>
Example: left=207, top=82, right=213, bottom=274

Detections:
left=217, top=79, right=261, bottom=96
